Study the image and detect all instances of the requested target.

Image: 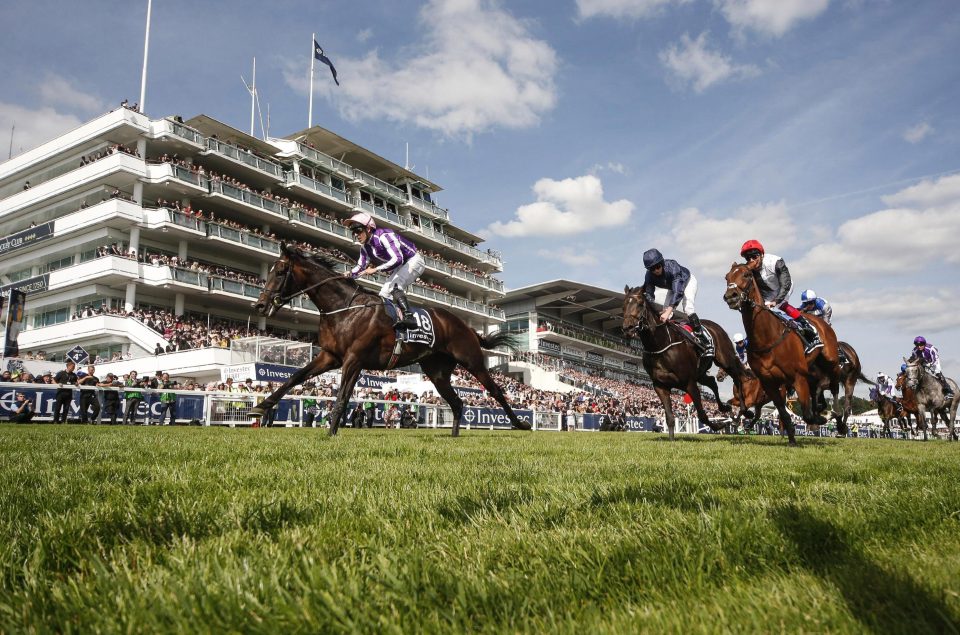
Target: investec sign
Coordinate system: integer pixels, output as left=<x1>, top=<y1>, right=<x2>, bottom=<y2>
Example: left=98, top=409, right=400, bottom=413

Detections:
left=538, top=339, right=561, bottom=356
left=461, top=407, right=533, bottom=428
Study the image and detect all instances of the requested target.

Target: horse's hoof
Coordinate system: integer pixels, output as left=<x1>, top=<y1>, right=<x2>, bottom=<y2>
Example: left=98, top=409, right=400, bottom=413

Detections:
left=718, top=403, right=733, bottom=413
left=512, top=421, right=532, bottom=431
left=451, top=429, right=460, bottom=438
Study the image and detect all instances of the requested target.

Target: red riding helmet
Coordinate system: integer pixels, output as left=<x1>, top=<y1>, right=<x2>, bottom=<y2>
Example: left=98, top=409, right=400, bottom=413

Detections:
left=740, top=239, right=765, bottom=257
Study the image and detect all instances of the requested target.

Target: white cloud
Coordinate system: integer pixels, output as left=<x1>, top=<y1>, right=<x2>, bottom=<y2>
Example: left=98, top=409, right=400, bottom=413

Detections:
left=576, top=0, right=690, bottom=19
left=484, top=174, right=633, bottom=237
left=832, top=289, right=959, bottom=333
left=659, top=32, right=760, bottom=93
left=793, top=174, right=960, bottom=278
left=658, top=201, right=797, bottom=277
left=0, top=102, right=85, bottom=158
left=357, top=28, right=373, bottom=43
left=537, top=247, right=600, bottom=267
left=902, top=121, right=933, bottom=144
left=286, top=0, right=557, bottom=138
left=588, top=161, right=626, bottom=175
left=36, top=73, right=104, bottom=114
left=716, top=0, right=831, bottom=37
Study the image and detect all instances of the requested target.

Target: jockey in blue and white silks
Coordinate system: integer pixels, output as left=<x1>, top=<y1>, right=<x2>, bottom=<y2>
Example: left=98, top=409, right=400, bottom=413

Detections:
left=907, top=336, right=954, bottom=399
left=346, top=212, right=425, bottom=329
left=800, top=289, right=832, bottom=325
left=641, top=249, right=710, bottom=352
left=733, top=332, right=748, bottom=366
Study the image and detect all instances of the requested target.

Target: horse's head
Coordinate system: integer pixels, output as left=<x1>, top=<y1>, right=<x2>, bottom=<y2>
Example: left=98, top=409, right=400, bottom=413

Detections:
left=902, top=359, right=923, bottom=390
left=724, top=263, right=756, bottom=310
left=622, top=285, right=651, bottom=336
left=254, top=243, right=298, bottom=317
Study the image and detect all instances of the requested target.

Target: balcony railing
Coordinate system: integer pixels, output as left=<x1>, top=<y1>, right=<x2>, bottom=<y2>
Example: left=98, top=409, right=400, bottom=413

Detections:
left=206, top=223, right=281, bottom=255
left=209, top=277, right=262, bottom=299
left=353, top=169, right=407, bottom=202
left=209, top=180, right=287, bottom=217
left=288, top=209, right=353, bottom=241
left=403, top=195, right=449, bottom=221
left=160, top=208, right=206, bottom=233
left=205, top=138, right=284, bottom=178
left=295, top=143, right=355, bottom=180
left=170, top=164, right=207, bottom=188
left=286, top=171, right=350, bottom=205
left=168, top=121, right=205, bottom=146
left=170, top=267, right=209, bottom=287
left=420, top=255, right=504, bottom=294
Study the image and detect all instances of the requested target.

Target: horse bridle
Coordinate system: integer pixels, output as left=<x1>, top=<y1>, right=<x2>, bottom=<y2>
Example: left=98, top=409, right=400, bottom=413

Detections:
left=623, top=292, right=682, bottom=355
left=269, top=258, right=380, bottom=316
left=726, top=272, right=792, bottom=354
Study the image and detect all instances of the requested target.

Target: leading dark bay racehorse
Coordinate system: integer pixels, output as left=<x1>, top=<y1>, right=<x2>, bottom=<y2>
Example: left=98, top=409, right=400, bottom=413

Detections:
left=902, top=361, right=959, bottom=441
left=723, top=263, right=842, bottom=445
left=622, top=286, right=745, bottom=440
left=252, top=244, right=531, bottom=436
left=895, top=372, right=923, bottom=436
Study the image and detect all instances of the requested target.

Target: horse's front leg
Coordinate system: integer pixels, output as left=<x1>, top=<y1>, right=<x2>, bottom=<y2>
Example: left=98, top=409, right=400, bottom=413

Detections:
left=327, top=357, right=364, bottom=436
left=653, top=384, right=676, bottom=440
left=252, top=349, right=340, bottom=417
left=689, top=381, right=724, bottom=431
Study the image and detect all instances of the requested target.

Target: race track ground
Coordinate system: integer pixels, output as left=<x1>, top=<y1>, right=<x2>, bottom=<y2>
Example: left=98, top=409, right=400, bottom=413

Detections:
left=1, top=425, right=958, bottom=633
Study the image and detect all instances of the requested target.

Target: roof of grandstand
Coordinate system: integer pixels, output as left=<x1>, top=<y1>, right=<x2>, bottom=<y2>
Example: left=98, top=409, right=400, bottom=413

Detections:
left=501, top=280, right=624, bottom=331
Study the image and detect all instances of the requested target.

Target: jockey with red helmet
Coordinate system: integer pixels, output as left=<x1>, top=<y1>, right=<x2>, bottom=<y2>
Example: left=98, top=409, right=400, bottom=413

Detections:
left=908, top=336, right=954, bottom=400
left=740, top=240, right=822, bottom=354
left=345, top=212, right=425, bottom=330
left=641, top=248, right=711, bottom=353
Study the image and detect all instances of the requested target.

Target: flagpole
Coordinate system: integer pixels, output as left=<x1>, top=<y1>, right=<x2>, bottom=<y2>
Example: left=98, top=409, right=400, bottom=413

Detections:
left=139, top=0, right=153, bottom=113
left=308, top=32, right=316, bottom=128
left=250, top=57, right=256, bottom=136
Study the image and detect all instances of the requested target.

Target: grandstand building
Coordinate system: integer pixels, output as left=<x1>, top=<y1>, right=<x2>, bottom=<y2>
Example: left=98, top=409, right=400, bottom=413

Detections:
left=0, top=108, right=505, bottom=381
left=499, top=280, right=648, bottom=382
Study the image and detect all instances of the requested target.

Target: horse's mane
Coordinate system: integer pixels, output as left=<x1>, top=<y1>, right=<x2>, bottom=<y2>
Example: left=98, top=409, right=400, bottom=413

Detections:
left=286, top=246, right=368, bottom=292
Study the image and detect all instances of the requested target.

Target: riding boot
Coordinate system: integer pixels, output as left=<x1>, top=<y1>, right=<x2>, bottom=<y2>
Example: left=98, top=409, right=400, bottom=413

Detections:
left=936, top=372, right=955, bottom=400
left=391, top=288, right=418, bottom=330
left=687, top=313, right=713, bottom=355
left=793, top=315, right=822, bottom=354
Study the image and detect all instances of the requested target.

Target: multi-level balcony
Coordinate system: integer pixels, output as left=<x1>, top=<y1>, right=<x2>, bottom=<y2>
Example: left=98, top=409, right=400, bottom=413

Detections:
left=284, top=171, right=354, bottom=213
left=201, top=137, right=285, bottom=185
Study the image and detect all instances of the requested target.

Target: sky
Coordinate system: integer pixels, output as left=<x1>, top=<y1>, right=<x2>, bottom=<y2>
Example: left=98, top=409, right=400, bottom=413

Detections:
left=1, top=0, right=958, bottom=385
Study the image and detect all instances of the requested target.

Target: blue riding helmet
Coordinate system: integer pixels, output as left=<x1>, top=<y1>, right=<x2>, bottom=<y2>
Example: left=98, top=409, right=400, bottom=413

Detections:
left=800, top=289, right=817, bottom=303
left=642, top=248, right=664, bottom=270
left=900, top=363, right=907, bottom=373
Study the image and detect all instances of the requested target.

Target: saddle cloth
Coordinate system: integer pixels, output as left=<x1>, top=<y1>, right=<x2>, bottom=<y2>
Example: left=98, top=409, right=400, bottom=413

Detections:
left=675, top=321, right=715, bottom=356
left=770, top=308, right=822, bottom=338
left=383, top=300, right=436, bottom=347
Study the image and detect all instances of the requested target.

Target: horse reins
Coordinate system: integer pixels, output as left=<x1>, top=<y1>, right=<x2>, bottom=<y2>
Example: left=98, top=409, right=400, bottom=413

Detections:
left=624, top=294, right=684, bottom=356
left=727, top=277, right=793, bottom=355
left=273, top=264, right=380, bottom=316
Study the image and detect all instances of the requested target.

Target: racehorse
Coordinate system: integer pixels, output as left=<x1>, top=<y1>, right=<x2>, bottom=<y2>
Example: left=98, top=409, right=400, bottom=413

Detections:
left=895, top=372, right=923, bottom=436
left=902, top=361, right=959, bottom=441
left=251, top=244, right=532, bottom=436
left=622, top=286, right=745, bottom=440
left=813, top=342, right=871, bottom=435
left=875, top=395, right=907, bottom=439
left=723, top=263, right=842, bottom=445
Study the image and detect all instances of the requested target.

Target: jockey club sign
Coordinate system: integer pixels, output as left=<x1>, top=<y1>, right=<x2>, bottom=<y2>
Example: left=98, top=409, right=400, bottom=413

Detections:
left=0, top=222, right=53, bottom=256
left=585, top=351, right=604, bottom=365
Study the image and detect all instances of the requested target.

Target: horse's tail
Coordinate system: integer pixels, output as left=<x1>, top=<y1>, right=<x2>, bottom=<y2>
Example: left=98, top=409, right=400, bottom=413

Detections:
left=477, top=331, right=522, bottom=352
left=858, top=372, right=875, bottom=386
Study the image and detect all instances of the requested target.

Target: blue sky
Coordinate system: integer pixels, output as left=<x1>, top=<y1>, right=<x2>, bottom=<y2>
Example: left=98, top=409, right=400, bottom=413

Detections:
left=1, top=0, right=958, bottom=382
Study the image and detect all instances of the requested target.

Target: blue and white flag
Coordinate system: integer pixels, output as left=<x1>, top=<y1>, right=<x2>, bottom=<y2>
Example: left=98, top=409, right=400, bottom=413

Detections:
left=314, top=39, right=339, bottom=86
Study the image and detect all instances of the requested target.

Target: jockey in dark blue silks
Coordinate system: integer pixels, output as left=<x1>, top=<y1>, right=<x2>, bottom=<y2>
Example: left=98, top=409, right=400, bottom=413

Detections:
left=800, top=289, right=832, bottom=324
left=908, top=336, right=954, bottom=400
left=641, top=249, right=710, bottom=352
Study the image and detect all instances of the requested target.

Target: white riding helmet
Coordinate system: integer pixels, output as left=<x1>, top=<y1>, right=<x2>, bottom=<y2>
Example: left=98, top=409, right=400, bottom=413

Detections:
left=801, top=289, right=817, bottom=303
left=733, top=332, right=745, bottom=342
left=347, top=212, right=376, bottom=232
left=877, top=371, right=887, bottom=378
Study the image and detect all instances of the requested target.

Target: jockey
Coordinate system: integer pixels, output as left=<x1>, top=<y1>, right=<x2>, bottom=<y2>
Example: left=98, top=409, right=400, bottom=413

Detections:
left=800, top=289, right=832, bottom=325
left=740, top=239, right=822, bottom=355
left=907, top=336, right=954, bottom=400
left=641, top=249, right=710, bottom=352
left=345, top=212, right=425, bottom=330
left=733, top=332, right=749, bottom=365
left=875, top=371, right=896, bottom=399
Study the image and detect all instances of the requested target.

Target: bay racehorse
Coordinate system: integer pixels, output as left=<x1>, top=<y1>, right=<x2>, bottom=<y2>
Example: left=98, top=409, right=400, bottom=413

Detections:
left=875, top=395, right=907, bottom=438
left=895, top=372, right=923, bottom=436
left=723, top=263, right=842, bottom=445
left=902, top=361, right=959, bottom=441
left=252, top=244, right=531, bottom=436
left=622, top=286, right=745, bottom=440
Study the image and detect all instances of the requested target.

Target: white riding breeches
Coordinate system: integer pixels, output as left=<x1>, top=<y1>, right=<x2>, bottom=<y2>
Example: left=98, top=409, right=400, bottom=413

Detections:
left=652, top=274, right=698, bottom=314
left=379, top=253, right=425, bottom=299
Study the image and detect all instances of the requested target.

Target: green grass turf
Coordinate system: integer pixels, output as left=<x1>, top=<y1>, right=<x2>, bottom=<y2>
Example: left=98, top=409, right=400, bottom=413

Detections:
left=1, top=425, right=958, bottom=633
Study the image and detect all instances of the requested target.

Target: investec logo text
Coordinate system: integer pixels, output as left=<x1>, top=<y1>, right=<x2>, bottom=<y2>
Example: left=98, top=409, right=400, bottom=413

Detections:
left=462, top=408, right=532, bottom=426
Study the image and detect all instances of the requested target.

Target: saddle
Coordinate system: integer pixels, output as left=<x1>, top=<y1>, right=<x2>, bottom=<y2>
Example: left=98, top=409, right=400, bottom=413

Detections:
left=383, top=299, right=436, bottom=347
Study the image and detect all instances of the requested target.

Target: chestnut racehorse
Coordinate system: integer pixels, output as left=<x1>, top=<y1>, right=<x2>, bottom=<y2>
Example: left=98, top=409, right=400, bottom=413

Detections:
left=622, top=286, right=745, bottom=440
left=252, top=244, right=531, bottom=436
left=723, top=263, right=842, bottom=445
